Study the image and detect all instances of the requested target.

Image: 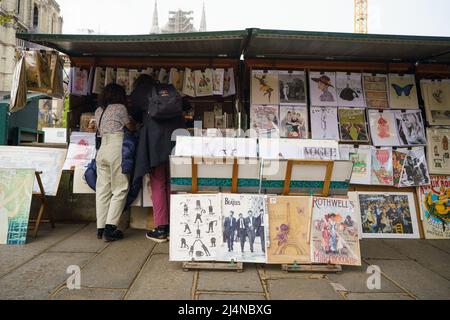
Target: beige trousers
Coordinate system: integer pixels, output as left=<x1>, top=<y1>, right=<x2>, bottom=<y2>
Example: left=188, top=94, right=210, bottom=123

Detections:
left=96, top=132, right=129, bottom=229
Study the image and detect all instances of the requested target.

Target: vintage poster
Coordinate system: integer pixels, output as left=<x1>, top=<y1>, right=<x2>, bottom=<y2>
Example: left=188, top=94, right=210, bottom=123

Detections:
left=362, top=74, right=390, bottom=109
left=336, top=72, right=365, bottom=107
left=217, top=194, right=267, bottom=263
left=116, top=68, right=129, bottom=91
left=158, top=68, right=169, bottom=84
left=309, top=72, right=338, bottom=107
left=426, top=128, right=450, bottom=175
left=259, top=139, right=339, bottom=161
left=24, top=51, right=52, bottom=93
left=418, top=176, right=450, bottom=239
left=182, top=68, right=196, bottom=97
left=393, top=150, right=408, bottom=187
left=170, top=194, right=221, bottom=262
left=310, top=106, right=339, bottom=140
left=266, top=196, right=312, bottom=264
left=395, top=110, right=427, bottom=146
left=169, top=68, right=184, bottom=93
left=194, top=69, right=214, bottom=97
left=368, top=110, right=400, bottom=146
left=0, top=169, right=35, bottom=245
left=371, top=147, right=394, bottom=186
left=71, top=67, right=89, bottom=96
left=399, top=147, right=431, bottom=187
left=80, top=113, right=97, bottom=132
left=92, top=67, right=106, bottom=95
left=338, top=108, right=369, bottom=142
left=355, top=192, right=420, bottom=239
left=212, top=68, right=225, bottom=95
left=278, top=71, right=307, bottom=104
left=348, top=146, right=372, bottom=185
left=421, top=79, right=450, bottom=126
left=388, top=74, right=419, bottom=109
left=223, top=68, right=236, bottom=97
left=250, top=105, right=280, bottom=138
left=311, top=197, right=361, bottom=266
left=127, top=69, right=141, bottom=95
left=251, top=70, right=280, bottom=105
left=105, top=67, right=116, bottom=86
left=279, top=105, right=309, bottom=139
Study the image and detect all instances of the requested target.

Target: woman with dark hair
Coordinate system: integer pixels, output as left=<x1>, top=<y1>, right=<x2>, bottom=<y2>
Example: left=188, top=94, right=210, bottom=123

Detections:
left=95, top=83, right=135, bottom=242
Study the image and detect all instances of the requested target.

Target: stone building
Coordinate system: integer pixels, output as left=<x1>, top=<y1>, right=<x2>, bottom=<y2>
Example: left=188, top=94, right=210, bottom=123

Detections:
left=0, top=0, right=63, bottom=92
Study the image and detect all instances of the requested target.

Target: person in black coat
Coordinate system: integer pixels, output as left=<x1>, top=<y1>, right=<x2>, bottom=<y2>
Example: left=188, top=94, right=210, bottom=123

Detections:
left=223, top=211, right=237, bottom=252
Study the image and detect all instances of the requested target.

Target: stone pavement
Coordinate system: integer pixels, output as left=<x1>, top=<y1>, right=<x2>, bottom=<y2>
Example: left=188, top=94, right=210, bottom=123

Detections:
left=0, top=223, right=449, bottom=300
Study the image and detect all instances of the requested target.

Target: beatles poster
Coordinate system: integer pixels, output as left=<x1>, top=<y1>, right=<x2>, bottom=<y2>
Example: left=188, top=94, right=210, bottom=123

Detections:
left=170, top=194, right=221, bottom=262
left=251, top=70, right=280, bottom=105
left=418, top=176, right=450, bottom=239
left=338, top=108, right=369, bottom=142
left=267, top=196, right=312, bottom=264
left=336, top=72, right=365, bottom=107
left=388, top=74, right=419, bottom=109
left=278, top=71, right=307, bottom=104
left=279, top=105, right=309, bottom=139
left=427, top=128, right=450, bottom=175
left=368, top=110, right=400, bottom=147
left=310, top=106, right=340, bottom=140
left=311, top=197, right=361, bottom=266
left=395, top=110, right=427, bottom=146
left=217, top=194, right=267, bottom=263
left=309, top=72, right=338, bottom=107
left=371, top=147, right=394, bottom=186
left=362, top=74, right=390, bottom=109
left=421, top=79, right=450, bottom=126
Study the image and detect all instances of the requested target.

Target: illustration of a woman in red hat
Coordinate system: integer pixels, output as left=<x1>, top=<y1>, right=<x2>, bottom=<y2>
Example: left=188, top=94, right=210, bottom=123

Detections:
left=312, top=75, right=335, bottom=102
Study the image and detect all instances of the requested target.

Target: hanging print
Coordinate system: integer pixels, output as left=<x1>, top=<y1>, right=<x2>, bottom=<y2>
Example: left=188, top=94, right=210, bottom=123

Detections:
left=92, top=67, right=106, bottom=95
left=309, top=72, right=338, bottom=107
left=338, top=108, right=369, bottom=142
left=421, top=79, right=450, bottom=126
left=212, top=68, right=225, bottom=95
left=116, top=68, right=129, bottom=92
left=371, top=147, right=394, bottom=186
left=427, top=128, right=450, bottom=175
left=348, top=146, right=372, bottom=185
left=395, top=110, right=427, bottom=146
left=310, top=106, right=339, bottom=140
left=393, top=150, right=408, bottom=187
left=278, top=71, right=307, bottom=104
left=362, top=74, right=390, bottom=109
left=388, top=74, right=419, bottom=109
left=168, top=68, right=184, bottom=93
left=251, top=70, right=280, bottom=105
left=368, top=110, right=400, bottom=146
left=336, top=72, right=365, bottom=107
left=223, top=68, right=236, bottom=97
left=279, top=105, right=309, bottom=139
left=399, top=147, right=431, bottom=187
left=182, top=68, right=196, bottom=97
left=250, top=105, right=280, bottom=138
left=105, top=67, right=116, bottom=86
left=194, top=69, right=214, bottom=97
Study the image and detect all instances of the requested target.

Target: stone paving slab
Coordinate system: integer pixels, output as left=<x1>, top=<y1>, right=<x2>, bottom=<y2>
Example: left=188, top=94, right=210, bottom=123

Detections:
left=345, top=293, right=414, bottom=300
left=368, top=259, right=450, bottom=300
left=52, top=287, right=126, bottom=300
left=268, top=278, right=343, bottom=300
left=360, top=239, right=408, bottom=260
left=198, top=293, right=266, bottom=300
left=383, top=239, right=450, bottom=280
left=125, top=254, right=194, bottom=300
left=0, top=224, right=86, bottom=278
left=261, top=265, right=326, bottom=280
left=0, top=252, right=93, bottom=300
left=153, top=242, right=169, bottom=254
left=425, top=240, right=450, bottom=255
left=80, top=229, right=155, bottom=289
left=197, top=265, right=264, bottom=293
left=49, top=223, right=110, bottom=254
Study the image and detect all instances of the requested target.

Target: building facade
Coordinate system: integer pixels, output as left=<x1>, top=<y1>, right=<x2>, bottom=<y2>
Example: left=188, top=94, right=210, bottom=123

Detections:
left=0, top=0, right=63, bottom=92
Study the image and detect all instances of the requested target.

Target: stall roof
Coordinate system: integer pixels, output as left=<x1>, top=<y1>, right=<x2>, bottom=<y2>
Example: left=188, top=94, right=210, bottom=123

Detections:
left=16, top=30, right=247, bottom=58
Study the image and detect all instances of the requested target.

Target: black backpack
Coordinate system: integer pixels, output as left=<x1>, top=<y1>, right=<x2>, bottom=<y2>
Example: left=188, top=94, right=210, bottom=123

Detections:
left=148, top=84, right=183, bottom=120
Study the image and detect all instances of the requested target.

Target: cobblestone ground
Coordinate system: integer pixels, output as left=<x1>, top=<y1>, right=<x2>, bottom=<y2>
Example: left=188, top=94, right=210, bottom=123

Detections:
left=0, top=223, right=449, bottom=300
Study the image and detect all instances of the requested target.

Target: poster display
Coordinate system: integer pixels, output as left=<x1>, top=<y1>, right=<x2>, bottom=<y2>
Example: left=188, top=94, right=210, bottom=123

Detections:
left=251, top=70, right=280, bottom=105
left=362, top=74, right=390, bottom=109
left=398, top=147, right=430, bottom=188
left=371, top=147, right=394, bottom=186
left=421, top=79, right=450, bottom=126
left=427, top=128, right=450, bottom=175
left=388, top=74, right=419, bottom=109
left=182, top=68, right=196, bottom=97
left=310, top=106, right=339, bottom=140
left=348, top=146, right=372, bottom=185
left=250, top=105, right=280, bottom=138
left=368, top=110, right=400, bottom=146
left=194, top=69, right=214, bottom=97
left=279, top=105, right=309, bottom=139
left=278, top=71, right=307, bottom=104
left=336, top=72, right=365, bottom=107
left=338, top=108, right=369, bottom=142
left=395, top=110, right=427, bottom=146
left=309, top=72, right=338, bottom=107
left=223, top=68, right=236, bottom=98
left=212, top=68, right=225, bottom=95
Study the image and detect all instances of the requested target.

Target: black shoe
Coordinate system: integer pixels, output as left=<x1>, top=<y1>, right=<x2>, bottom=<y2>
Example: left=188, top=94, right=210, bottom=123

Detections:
left=146, top=225, right=169, bottom=243
left=104, top=225, right=124, bottom=242
left=97, top=228, right=104, bottom=239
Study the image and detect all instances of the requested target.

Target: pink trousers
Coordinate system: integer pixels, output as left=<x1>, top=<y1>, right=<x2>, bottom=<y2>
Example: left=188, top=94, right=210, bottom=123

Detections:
left=150, top=163, right=171, bottom=227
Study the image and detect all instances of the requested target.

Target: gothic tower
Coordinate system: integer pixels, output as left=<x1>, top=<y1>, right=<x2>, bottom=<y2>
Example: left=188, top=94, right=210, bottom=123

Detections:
left=150, top=0, right=160, bottom=34
left=199, top=2, right=207, bottom=32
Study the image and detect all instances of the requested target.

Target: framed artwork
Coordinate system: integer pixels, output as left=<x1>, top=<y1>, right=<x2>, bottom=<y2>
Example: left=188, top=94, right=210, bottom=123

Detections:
left=398, top=147, right=430, bottom=187
left=354, top=192, right=420, bottom=239
left=267, top=196, right=312, bottom=264
left=418, top=176, right=450, bottom=239
left=338, top=108, right=369, bottom=143
left=194, top=69, right=214, bottom=97
left=371, top=147, right=394, bottom=186
left=251, top=70, right=280, bottom=105
left=212, top=68, right=225, bottom=95
left=217, top=194, right=267, bottom=263
left=182, top=68, right=196, bottom=97
left=279, top=105, right=309, bottom=139
left=278, top=71, right=307, bottom=104
left=395, top=110, right=427, bottom=146
left=421, top=79, right=450, bottom=126
left=309, top=72, right=338, bottom=107
left=170, top=194, right=221, bottom=262
left=223, top=68, right=236, bottom=97
left=168, top=68, right=185, bottom=93
left=310, top=106, right=339, bottom=140
left=311, top=197, right=361, bottom=266
left=336, top=72, right=365, bottom=107
left=92, top=67, right=105, bottom=95
left=0, top=169, right=35, bottom=245
left=368, top=110, right=400, bottom=146
left=388, top=74, right=419, bottom=109
left=426, top=128, right=450, bottom=175
left=250, top=105, right=280, bottom=138
left=362, top=74, right=390, bottom=109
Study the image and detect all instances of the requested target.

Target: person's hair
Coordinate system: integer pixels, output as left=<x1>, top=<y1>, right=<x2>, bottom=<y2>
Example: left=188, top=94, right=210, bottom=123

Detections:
left=133, top=74, right=156, bottom=91
left=100, top=83, right=127, bottom=107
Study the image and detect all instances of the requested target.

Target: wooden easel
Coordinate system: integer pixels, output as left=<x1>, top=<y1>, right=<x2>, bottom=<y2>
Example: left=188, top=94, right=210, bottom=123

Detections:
left=182, top=157, right=244, bottom=272
left=28, top=171, right=55, bottom=239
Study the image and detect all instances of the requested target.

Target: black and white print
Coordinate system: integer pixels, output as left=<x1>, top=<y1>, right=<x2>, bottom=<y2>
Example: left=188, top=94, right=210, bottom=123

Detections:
left=278, top=71, right=307, bottom=104
left=399, top=147, right=431, bottom=187
left=395, top=110, right=427, bottom=146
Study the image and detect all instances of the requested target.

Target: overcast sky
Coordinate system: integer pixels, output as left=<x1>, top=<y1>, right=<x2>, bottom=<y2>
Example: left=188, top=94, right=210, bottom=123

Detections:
left=57, top=0, right=450, bottom=37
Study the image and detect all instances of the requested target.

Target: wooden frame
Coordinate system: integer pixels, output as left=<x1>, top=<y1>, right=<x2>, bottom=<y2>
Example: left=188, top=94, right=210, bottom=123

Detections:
left=28, top=171, right=55, bottom=239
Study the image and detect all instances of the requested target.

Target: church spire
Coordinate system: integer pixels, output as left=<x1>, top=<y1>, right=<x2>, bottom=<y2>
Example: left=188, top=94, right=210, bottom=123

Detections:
left=199, top=2, right=207, bottom=32
left=150, top=0, right=160, bottom=34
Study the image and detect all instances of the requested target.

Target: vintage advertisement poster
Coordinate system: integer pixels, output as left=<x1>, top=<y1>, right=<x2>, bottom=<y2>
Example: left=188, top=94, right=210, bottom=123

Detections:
left=194, top=69, right=214, bottom=97
left=212, top=68, right=225, bottom=95
left=115, top=68, right=129, bottom=91
left=217, top=194, right=267, bottom=263
left=0, top=169, right=35, bottom=245
left=371, top=147, right=394, bottom=186
left=71, top=67, right=89, bottom=96
left=393, top=150, right=408, bottom=187
left=355, top=192, right=420, bottom=239
left=388, top=74, right=419, bottom=109
left=421, top=79, right=450, bottom=126
left=267, top=196, right=312, bottom=264
left=170, top=194, right=221, bottom=262
left=250, top=105, right=280, bottom=138
left=336, top=72, right=365, bottom=107
left=368, top=110, right=400, bottom=146
left=309, top=72, right=338, bottom=107
left=427, top=128, right=450, bottom=175
left=251, top=70, right=280, bottom=105
left=395, top=110, right=427, bottom=146
left=279, top=105, right=309, bottom=139
left=92, top=67, right=106, bottom=95
left=418, top=176, right=450, bottom=239
left=338, top=108, right=369, bottom=142
left=310, top=106, right=339, bottom=140
left=398, top=147, right=430, bottom=187
left=311, top=197, right=361, bottom=266
left=349, top=146, right=372, bottom=185
left=223, top=68, right=236, bottom=97
left=278, top=71, right=307, bottom=104
left=182, top=68, right=196, bottom=97
left=362, top=74, right=390, bottom=109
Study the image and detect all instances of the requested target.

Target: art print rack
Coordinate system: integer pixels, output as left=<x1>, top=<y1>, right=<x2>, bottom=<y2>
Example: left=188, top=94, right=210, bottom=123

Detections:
left=28, top=171, right=55, bottom=239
